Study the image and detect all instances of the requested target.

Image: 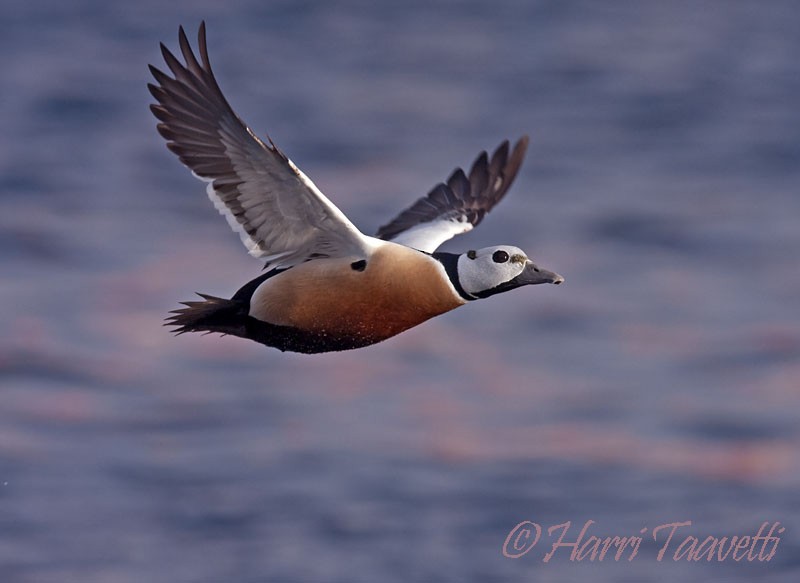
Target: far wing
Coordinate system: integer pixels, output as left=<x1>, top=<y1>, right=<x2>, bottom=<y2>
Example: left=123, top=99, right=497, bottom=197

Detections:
left=375, top=137, right=529, bottom=253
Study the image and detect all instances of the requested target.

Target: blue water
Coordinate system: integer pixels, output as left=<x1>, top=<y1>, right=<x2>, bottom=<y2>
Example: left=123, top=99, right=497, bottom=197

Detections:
left=2, top=1, right=799, bottom=581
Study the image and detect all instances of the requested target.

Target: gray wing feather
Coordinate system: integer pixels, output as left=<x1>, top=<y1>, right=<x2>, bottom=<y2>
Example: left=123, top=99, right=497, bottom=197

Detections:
left=148, top=23, right=368, bottom=267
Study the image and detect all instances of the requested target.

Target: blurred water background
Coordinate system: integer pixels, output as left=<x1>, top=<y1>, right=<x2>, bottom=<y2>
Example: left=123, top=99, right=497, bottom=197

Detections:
left=2, top=0, right=799, bottom=581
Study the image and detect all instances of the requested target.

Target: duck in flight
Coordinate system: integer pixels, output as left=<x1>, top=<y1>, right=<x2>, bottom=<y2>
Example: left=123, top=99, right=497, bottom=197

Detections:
left=148, top=23, right=563, bottom=354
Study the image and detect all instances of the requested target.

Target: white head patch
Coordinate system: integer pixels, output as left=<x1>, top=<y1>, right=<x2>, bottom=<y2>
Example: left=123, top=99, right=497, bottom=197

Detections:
left=456, top=245, right=529, bottom=295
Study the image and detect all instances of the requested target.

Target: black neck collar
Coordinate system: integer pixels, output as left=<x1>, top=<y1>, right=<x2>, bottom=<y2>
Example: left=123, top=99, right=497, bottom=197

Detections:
left=432, top=252, right=476, bottom=301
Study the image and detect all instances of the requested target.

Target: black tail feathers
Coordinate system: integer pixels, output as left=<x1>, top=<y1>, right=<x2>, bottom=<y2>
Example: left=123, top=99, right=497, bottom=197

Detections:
left=165, top=293, right=248, bottom=338
left=166, top=290, right=374, bottom=353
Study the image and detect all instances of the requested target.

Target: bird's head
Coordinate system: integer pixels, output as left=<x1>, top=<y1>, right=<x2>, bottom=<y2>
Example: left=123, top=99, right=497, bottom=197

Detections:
left=456, top=245, right=563, bottom=299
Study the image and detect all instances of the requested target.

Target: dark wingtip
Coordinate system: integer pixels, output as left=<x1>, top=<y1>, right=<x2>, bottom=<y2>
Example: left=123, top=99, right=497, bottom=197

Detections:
left=513, top=135, right=530, bottom=157
left=146, top=82, right=160, bottom=99
left=492, top=139, right=510, bottom=162
left=158, top=42, right=171, bottom=61
left=198, top=21, right=209, bottom=68
left=177, top=25, right=190, bottom=53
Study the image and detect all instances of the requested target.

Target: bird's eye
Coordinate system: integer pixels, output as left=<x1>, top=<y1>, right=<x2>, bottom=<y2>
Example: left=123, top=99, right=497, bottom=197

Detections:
left=467, top=250, right=477, bottom=260
left=492, top=250, right=509, bottom=263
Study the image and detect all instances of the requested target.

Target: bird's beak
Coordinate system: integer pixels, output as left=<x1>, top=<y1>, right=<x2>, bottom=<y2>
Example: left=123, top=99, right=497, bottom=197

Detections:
left=512, top=261, right=564, bottom=286
left=470, top=259, right=563, bottom=299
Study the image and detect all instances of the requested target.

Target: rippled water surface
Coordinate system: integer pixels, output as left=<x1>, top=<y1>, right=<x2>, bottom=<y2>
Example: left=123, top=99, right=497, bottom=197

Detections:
left=2, top=1, right=799, bottom=581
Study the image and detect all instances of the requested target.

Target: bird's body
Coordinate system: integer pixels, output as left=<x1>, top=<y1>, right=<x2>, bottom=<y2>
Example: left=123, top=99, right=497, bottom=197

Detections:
left=249, top=243, right=464, bottom=341
left=149, top=23, right=563, bottom=354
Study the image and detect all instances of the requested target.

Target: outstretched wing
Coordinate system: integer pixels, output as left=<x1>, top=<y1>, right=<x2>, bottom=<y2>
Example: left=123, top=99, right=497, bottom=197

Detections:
left=148, top=23, right=369, bottom=268
left=376, top=137, right=529, bottom=253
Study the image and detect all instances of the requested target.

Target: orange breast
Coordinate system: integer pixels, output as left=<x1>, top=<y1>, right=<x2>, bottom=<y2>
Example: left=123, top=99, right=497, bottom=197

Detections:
left=249, top=244, right=465, bottom=344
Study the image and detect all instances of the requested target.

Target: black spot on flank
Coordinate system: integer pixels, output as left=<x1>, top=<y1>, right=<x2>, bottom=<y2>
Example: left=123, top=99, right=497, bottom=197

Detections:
left=350, top=260, right=367, bottom=272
